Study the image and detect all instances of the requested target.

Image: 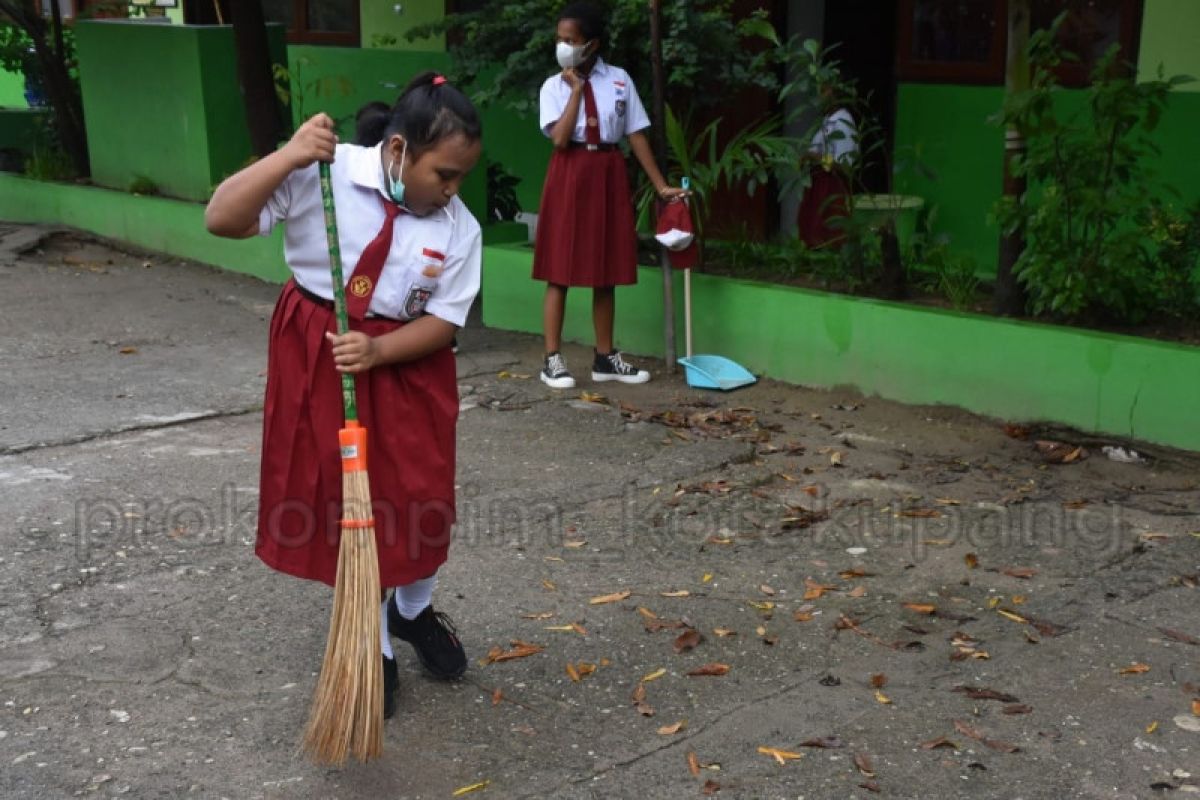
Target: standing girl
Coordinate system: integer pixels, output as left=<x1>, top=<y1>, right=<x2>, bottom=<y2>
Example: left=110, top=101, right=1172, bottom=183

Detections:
left=205, top=73, right=482, bottom=718
left=533, top=1, right=686, bottom=389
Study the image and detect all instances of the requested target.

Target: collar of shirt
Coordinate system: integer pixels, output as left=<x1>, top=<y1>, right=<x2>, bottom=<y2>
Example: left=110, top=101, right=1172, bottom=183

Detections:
left=565, top=56, right=610, bottom=84
left=344, top=142, right=388, bottom=199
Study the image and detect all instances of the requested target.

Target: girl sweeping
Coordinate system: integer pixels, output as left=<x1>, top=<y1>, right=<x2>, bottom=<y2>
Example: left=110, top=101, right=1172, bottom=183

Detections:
left=533, top=1, right=686, bottom=389
left=205, top=73, right=482, bottom=719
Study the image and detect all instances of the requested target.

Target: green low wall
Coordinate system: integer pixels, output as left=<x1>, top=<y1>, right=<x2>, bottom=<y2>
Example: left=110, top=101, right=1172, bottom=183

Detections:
left=0, top=173, right=287, bottom=283
left=482, top=242, right=1200, bottom=453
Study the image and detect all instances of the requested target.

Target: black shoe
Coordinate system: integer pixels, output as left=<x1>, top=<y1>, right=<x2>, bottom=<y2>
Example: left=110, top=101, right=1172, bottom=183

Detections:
left=451, top=336, right=459, bottom=354
left=540, top=351, right=576, bottom=389
left=382, top=653, right=399, bottom=719
left=592, top=350, right=651, bottom=384
left=388, top=602, right=468, bottom=680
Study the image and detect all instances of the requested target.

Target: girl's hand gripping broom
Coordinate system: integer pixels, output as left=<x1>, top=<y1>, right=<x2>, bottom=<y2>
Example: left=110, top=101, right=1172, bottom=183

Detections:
left=301, top=161, right=384, bottom=764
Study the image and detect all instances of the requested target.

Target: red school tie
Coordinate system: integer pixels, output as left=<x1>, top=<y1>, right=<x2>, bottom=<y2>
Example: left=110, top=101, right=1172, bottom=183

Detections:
left=581, top=79, right=602, bottom=146
left=344, top=197, right=404, bottom=321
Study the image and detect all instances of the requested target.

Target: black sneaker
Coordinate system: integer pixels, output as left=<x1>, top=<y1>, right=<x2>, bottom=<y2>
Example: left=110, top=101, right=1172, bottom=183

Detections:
left=388, top=602, right=468, bottom=680
left=382, top=653, right=399, bottom=719
left=592, top=350, right=650, bottom=384
left=451, top=336, right=459, bottom=354
left=540, top=351, right=576, bottom=389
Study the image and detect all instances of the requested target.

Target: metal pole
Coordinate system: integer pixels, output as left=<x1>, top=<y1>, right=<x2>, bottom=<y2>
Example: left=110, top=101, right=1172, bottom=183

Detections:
left=649, top=0, right=676, bottom=371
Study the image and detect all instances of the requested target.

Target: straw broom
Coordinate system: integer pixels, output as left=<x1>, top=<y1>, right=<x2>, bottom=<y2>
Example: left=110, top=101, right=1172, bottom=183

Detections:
left=301, top=160, right=384, bottom=764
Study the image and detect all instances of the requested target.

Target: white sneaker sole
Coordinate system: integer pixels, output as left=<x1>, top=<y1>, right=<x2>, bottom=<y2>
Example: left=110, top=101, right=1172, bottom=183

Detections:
left=540, top=372, right=576, bottom=389
left=591, top=371, right=651, bottom=384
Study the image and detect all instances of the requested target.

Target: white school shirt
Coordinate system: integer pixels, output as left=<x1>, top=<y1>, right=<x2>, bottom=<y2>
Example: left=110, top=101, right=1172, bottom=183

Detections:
left=539, top=57, right=651, bottom=143
left=810, top=108, right=858, bottom=165
left=258, top=142, right=482, bottom=327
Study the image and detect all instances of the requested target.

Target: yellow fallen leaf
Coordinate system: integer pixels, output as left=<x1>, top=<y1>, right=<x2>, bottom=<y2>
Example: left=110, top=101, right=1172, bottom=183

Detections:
left=757, top=746, right=804, bottom=765
left=564, top=540, right=587, bottom=548
left=590, top=590, right=632, bottom=605
left=1012, top=595, right=1027, bottom=605
left=637, top=606, right=658, bottom=620
left=987, top=597, right=1002, bottom=608
left=542, top=580, right=557, bottom=592
left=580, top=390, right=605, bottom=403
left=702, top=573, right=714, bottom=583
left=566, top=662, right=580, bottom=682
left=642, top=668, right=667, bottom=683
left=755, top=625, right=767, bottom=637
left=875, top=690, right=892, bottom=705
left=997, top=609, right=1028, bottom=624
left=452, top=780, right=490, bottom=796
left=713, top=627, right=737, bottom=637
left=1146, top=720, right=1159, bottom=734
left=657, top=721, right=686, bottom=735
left=748, top=601, right=775, bottom=611
left=1118, top=663, right=1151, bottom=675
left=661, top=590, right=691, bottom=598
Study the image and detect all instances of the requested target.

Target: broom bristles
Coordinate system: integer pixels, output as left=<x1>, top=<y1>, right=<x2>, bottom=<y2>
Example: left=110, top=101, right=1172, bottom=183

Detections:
left=301, top=468, right=383, bottom=764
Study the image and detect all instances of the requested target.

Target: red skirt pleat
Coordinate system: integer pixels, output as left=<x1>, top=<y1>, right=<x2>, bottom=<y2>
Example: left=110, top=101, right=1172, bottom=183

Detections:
left=797, top=165, right=851, bottom=249
left=532, top=148, right=638, bottom=287
left=255, top=280, right=459, bottom=588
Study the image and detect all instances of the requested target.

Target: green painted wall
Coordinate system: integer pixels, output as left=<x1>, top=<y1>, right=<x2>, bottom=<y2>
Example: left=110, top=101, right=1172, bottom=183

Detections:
left=0, top=67, right=27, bottom=108
left=75, top=21, right=285, bottom=201
left=1138, top=0, right=1200, bottom=89
left=481, top=242, right=1200, bottom=452
left=362, top=2, right=444, bottom=52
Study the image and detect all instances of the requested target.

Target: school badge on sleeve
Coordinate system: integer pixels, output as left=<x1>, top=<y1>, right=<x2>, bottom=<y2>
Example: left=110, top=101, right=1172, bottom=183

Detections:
left=403, top=285, right=432, bottom=318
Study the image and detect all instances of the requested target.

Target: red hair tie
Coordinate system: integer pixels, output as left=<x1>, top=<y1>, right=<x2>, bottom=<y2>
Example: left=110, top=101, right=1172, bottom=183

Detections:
left=432, top=75, right=447, bottom=86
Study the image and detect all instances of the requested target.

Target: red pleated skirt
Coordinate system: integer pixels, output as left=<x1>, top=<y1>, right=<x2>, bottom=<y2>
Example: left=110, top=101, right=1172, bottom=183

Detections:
left=255, top=280, right=459, bottom=588
left=797, top=165, right=851, bottom=249
left=532, top=148, right=638, bottom=287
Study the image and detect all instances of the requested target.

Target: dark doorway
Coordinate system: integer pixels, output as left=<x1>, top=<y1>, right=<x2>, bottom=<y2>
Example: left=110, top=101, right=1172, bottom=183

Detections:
left=823, top=0, right=898, bottom=193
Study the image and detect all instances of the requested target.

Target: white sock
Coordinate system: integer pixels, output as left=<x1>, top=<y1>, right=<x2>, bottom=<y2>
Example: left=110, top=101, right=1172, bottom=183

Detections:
left=380, top=598, right=394, bottom=659
left=394, top=574, right=438, bottom=620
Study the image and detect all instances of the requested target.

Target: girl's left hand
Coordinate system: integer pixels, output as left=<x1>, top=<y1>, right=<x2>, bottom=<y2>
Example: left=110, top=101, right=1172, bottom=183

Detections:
left=326, top=331, right=379, bottom=373
left=659, top=186, right=689, bottom=201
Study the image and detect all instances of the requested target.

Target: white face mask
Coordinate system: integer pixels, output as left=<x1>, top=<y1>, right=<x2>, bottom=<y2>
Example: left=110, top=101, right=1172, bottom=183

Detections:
left=556, top=40, right=590, bottom=70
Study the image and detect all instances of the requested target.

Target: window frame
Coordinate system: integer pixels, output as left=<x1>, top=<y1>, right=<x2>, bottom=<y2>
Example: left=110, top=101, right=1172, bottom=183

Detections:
left=895, top=0, right=1144, bottom=87
left=268, top=0, right=360, bottom=47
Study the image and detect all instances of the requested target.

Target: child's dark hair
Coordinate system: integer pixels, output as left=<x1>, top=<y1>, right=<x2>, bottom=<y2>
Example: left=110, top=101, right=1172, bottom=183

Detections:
left=354, top=101, right=390, bottom=146
left=383, top=72, right=482, bottom=156
left=559, top=1, right=607, bottom=43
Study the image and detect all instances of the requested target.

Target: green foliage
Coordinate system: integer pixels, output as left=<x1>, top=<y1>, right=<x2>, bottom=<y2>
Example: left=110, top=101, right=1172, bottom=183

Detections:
left=487, top=160, right=522, bottom=221
left=993, top=13, right=1195, bottom=323
left=23, top=141, right=74, bottom=181
left=128, top=175, right=159, bottom=196
left=272, top=57, right=354, bottom=133
left=408, top=0, right=778, bottom=115
left=1141, top=200, right=1200, bottom=319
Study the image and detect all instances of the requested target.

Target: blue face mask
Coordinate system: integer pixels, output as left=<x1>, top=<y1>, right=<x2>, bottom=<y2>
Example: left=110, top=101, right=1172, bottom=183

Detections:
left=385, top=139, right=408, bottom=205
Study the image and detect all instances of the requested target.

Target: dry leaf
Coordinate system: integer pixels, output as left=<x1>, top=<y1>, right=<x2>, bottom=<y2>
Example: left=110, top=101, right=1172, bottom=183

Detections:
left=1012, top=595, right=1027, bottom=605
left=545, top=625, right=578, bottom=632
left=1146, top=720, right=1159, bottom=734
left=702, top=779, right=721, bottom=795
left=642, top=668, right=667, bottom=683
left=859, top=781, right=881, bottom=793
left=1118, top=663, right=1151, bottom=675
left=804, top=579, right=838, bottom=600
left=452, top=780, right=491, bottom=796
left=849, top=585, right=867, bottom=598
left=760, top=584, right=776, bottom=596
left=688, top=663, right=731, bottom=677
left=706, top=535, right=735, bottom=545
left=521, top=612, right=554, bottom=620
left=830, top=451, right=844, bottom=467
left=674, top=628, right=703, bottom=653
left=965, top=553, right=979, bottom=569
left=1192, top=699, right=1200, bottom=717
left=590, top=590, right=632, bottom=605
left=542, top=580, right=557, bottom=592
left=793, top=611, right=814, bottom=622
left=118, top=346, right=138, bottom=355
left=1158, top=627, right=1200, bottom=646
left=920, top=737, right=958, bottom=750
left=491, top=688, right=503, bottom=706
left=954, top=720, right=1021, bottom=753
left=870, top=673, right=887, bottom=689
left=799, top=735, right=845, bottom=749
left=687, top=751, right=701, bottom=777
left=566, top=662, right=581, bottom=682
left=657, top=721, right=686, bottom=735
left=874, top=690, right=892, bottom=705
left=660, top=590, right=691, bottom=598
left=952, top=686, right=1020, bottom=703
left=757, top=746, right=804, bottom=765
left=899, top=508, right=941, bottom=518
left=571, top=622, right=588, bottom=636
left=839, top=567, right=876, bottom=579
left=997, top=609, right=1028, bottom=624
left=854, top=752, right=876, bottom=777
left=485, top=640, right=545, bottom=664
left=1002, top=567, right=1038, bottom=579
left=902, top=602, right=937, bottom=615
left=748, top=600, right=776, bottom=612
left=713, top=627, right=738, bottom=637
left=637, top=606, right=658, bottom=620
left=564, top=539, right=587, bottom=548
left=1003, top=704, right=1033, bottom=715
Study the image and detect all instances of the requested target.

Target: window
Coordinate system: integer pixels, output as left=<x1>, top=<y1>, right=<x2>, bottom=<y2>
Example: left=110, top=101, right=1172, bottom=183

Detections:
left=897, top=0, right=1143, bottom=86
left=262, top=0, right=359, bottom=46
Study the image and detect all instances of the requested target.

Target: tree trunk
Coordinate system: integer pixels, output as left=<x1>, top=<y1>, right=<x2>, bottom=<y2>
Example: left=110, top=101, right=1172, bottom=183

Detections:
left=648, top=0, right=676, bottom=371
left=878, top=220, right=906, bottom=300
left=230, top=0, right=282, bottom=157
left=994, top=0, right=1030, bottom=316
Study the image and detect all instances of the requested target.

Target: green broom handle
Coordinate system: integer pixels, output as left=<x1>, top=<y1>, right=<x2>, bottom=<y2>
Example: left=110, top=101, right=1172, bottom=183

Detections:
left=317, top=160, right=359, bottom=424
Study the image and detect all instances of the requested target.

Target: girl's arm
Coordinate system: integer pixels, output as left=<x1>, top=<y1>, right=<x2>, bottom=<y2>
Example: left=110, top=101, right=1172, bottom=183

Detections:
left=547, top=69, right=586, bottom=150
left=627, top=131, right=687, bottom=201
left=205, top=113, right=337, bottom=239
left=326, top=317, right=457, bottom=373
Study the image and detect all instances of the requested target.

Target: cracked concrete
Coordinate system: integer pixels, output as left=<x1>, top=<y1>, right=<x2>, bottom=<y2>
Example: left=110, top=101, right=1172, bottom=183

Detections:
left=1, top=225, right=1198, bottom=799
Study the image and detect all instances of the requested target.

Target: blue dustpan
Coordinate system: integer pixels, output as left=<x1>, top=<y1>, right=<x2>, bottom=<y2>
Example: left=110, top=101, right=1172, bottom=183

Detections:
left=678, top=354, right=757, bottom=391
